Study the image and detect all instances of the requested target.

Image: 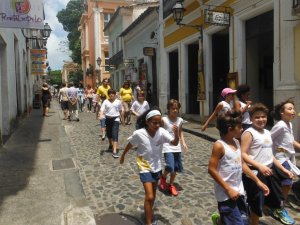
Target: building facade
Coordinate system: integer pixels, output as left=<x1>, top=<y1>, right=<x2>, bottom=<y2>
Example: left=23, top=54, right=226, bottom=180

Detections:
left=160, top=0, right=300, bottom=138
left=79, top=0, right=132, bottom=88
left=0, top=28, right=33, bottom=144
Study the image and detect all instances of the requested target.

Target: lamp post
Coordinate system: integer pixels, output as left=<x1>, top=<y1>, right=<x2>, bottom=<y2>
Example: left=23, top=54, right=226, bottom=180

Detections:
left=23, top=23, right=52, bottom=48
left=96, top=57, right=102, bottom=67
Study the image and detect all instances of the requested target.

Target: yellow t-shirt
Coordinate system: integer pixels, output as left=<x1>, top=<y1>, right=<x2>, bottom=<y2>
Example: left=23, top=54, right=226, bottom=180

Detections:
left=120, top=87, right=133, bottom=102
left=96, top=85, right=111, bottom=99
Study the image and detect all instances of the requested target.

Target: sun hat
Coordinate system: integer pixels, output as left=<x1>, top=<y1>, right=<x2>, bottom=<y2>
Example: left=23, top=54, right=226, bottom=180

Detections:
left=221, top=88, right=236, bottom=98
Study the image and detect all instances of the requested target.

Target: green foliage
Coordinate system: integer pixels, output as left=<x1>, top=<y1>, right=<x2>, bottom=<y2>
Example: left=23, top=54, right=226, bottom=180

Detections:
left=68, top=70, right=83, bottom=86
left=48, top=70, right=62, bottom=86
left=57, top=0, right=82, bottom=64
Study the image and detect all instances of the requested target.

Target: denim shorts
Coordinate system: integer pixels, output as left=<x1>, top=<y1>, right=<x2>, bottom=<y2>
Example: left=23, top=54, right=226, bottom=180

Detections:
left=139, top=171, right=162, bottom=183
left=279, top=161, right=293, bottom=186
left=105, top=117, right=119, bottom=141
left=100, top=118, right=106, bottom=128
left=164, top=152, right=183, bottom=173
left=218, top=196, right=249, bottom=225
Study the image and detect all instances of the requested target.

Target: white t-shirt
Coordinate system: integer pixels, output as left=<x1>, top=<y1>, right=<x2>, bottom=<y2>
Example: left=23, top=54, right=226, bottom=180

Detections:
left=130, top=100, right=150, bottom=116
left=270, top=120, right=296, bottom=164
left=214, top=139, right=245, bottom=202
left=162, top=116, right=183, bottom=153
left=218, top=101, right=233, bottom=116
left=240, top=101, right=252, bottom=125
left=100, top=99, right=122, bottom=121
left=127, top=128, right=173, bottom=173
left=242, top=127, right=274, bottom=168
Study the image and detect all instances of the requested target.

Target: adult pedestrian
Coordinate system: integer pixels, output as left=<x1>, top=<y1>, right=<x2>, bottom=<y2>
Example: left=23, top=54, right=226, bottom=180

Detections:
left=58, top=83, right=69, bottom=120
left=67, top=82, right=79, bottom=122
left=41, top=83, right=51, bottom=117
left=85, top=84, right=94, bottom=112
left=77, top=83, right=85, bottom=112
left=120, top=81, right=134, bottom=125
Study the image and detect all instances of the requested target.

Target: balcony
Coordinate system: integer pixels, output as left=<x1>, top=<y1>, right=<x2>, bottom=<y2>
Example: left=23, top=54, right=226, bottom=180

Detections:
left=293, top=0, right=300, bottom=16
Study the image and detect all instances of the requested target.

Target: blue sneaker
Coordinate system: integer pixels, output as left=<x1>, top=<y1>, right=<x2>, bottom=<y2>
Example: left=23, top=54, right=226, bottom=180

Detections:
left=211, top=212, right=220, bottom=225
left=270, top=208, right=295, bottom=225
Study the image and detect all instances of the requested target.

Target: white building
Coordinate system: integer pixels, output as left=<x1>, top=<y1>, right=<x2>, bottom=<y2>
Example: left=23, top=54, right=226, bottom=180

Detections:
left=0, top=28, right=32, bottom=144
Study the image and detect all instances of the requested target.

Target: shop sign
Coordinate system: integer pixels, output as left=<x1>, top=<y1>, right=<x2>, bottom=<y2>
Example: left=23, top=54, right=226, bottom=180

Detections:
left=123, top=59, right=135, bottom=66
left=30, top=49, right=47, bottom=75
left=205, top=10, right=230, bottom=26
left=143, top=47, right=155, bottom=56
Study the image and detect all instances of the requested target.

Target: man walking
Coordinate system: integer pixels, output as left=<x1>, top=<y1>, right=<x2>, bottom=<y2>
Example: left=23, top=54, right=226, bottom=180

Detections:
left=67, top=82, right=79, bottom=121
left=58, top=83, right=69, bottom=120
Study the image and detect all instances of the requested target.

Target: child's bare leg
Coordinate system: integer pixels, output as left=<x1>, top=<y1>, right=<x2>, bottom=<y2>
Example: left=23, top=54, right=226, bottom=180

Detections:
left=143, top=182, right=155, bottom=225
left=143, top=182, right=158, bottom=225
left=282, top=185, right=291, bottom=202
left=249, top=211, right=259, bottom=225
left=113, top=141, right=118, bottom=154
left=170, top=172, right=176, bottom=185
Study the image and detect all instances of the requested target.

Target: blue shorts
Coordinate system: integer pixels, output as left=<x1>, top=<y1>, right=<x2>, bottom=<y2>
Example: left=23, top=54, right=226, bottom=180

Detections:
left=164, top=152, right=183, bottom=173
left=139, top=171, right=162, bottom=183
left=218, top=196, right=249, bottom=225
left=279, top=161, right=293, bottom=186
left=100, top=118, right=106, bottom=128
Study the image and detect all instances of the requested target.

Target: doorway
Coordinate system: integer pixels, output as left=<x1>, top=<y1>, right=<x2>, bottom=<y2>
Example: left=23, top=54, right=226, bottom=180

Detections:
left=187, top=44, right=200, bottom=114
left=169, top=51, right=179, bottom=100
left=246, top=11, right=274, bottom=125
left=212, top=29, right=230, bottom=108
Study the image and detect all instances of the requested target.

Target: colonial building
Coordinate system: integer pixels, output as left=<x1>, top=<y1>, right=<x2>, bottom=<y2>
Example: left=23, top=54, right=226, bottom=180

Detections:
left=79, top=0, right=132, bottom=88
left=160, top=0, right=300, bottom=138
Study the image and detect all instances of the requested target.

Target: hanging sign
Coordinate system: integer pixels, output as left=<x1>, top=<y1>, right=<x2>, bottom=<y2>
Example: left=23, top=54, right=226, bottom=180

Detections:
left=0, top=0, right=44, bottom=29
left=143, top=47, right=155, bottom=56
left=31, top=49, right=47, bottom=75
left=205, top=10, right=230, bottom=26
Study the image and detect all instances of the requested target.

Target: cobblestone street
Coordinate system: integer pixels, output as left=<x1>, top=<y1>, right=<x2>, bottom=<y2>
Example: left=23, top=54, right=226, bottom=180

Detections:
left=63, top=108, right=300, bottom=225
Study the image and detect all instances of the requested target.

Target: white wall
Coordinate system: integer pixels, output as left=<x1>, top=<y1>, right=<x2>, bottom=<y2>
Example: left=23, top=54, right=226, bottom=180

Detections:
left=0, top=28, right=30, bottom=143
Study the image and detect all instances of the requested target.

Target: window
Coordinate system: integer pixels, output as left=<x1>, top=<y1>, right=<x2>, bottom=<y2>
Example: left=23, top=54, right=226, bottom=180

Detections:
left=105, top=51, right=109, bottom=71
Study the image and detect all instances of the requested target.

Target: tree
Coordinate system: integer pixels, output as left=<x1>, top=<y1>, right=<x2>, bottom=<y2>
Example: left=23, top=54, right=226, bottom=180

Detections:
left=57, top=0, right=82, bottom=64
left=68, top=70, right=83, bottom=86
left=48, top=70, right=62, bottom=86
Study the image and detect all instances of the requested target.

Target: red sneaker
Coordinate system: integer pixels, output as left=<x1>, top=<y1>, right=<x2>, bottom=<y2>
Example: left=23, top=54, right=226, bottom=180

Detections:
left=169, top=184, right=178, bottom=196
left=160, top=176, right=167, bottom=190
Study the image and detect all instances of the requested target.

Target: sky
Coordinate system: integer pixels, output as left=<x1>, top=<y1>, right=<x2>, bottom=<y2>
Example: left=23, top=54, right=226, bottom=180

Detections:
left=44, top=0, right=71, bottom=70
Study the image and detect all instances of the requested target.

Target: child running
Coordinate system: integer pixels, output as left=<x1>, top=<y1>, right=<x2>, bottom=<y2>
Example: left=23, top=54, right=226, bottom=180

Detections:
left=98, top=89, right=124, bottom=158
left=160, top=99, right=188, bottom=196
left=208, top=111, right=269, bottom=225
left=241, top=103, right=295, bottom=225
left=130, top=91, right=150, bottom=130
left=270, top=99, right=300, bottom=201
left=120, top=108, right=179, bottom=225
left=202, top=88, right=236, bottom=131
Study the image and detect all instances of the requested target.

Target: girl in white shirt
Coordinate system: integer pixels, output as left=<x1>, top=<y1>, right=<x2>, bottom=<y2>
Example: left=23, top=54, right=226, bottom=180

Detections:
left=120, top=108, right=179, bottom=225
left=270, top=99, right=300, bottom=200
left=160, top=99, right=187, bottom=196
left=202, top=88, right=236, bottom=131
left=130, top=91, right=150, bottom=129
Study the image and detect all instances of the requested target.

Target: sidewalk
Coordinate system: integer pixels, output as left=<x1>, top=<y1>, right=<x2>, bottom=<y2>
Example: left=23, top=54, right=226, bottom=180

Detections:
left=0, top=101, right=95, bottom=225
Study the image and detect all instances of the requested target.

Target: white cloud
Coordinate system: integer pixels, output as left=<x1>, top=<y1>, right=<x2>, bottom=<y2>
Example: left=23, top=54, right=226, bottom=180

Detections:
left=44, top=0, right=72, bottom=70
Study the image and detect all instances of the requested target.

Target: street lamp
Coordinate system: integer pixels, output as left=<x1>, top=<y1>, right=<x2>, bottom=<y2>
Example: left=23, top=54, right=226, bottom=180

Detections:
left=96, top=57, right=102, bottom=66
left=22, top=23, right=52, bottom=48
left=172, top=0, right=202, bottom=34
